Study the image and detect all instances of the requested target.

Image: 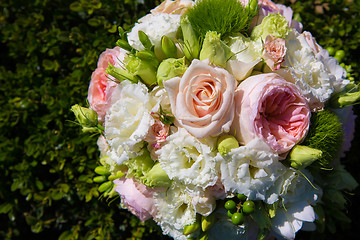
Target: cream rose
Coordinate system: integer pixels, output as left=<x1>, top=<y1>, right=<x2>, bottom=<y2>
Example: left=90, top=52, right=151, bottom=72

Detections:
left=164, top=59, right=237, bottom=139
left=232, top=73, right=310, bottom=154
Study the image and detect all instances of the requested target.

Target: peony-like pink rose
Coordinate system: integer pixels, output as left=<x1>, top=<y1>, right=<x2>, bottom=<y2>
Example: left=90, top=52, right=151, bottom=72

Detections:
left=262, top=35, right=286, bottom=71
left=114, top=178, right=158, bottom=222
left=97, top=46, right=127, bottom=69
left=87, top=68, right=117, bottom=122
left=232, top=73, right=310, bottom=154
left=164, top=59, right=237, bottom=139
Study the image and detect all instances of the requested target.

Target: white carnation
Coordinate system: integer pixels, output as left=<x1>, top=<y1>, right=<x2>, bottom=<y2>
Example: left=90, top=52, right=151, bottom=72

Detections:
left=157, top=127, right=219, bottom=189
left=105, top=80, right=158, bottom=165
left=220, top=138, right=285, bottom=204
left=315, top=48, right=349, bottom=93
left=127, top=13, right=181, bottom=52
left=277, top=30, right=335, bottom=111
left=270, top=169, right=322, bottom=240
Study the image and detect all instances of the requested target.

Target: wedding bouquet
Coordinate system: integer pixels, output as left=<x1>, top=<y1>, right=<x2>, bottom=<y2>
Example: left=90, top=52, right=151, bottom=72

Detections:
left=71, top=0, right=359, bottom=239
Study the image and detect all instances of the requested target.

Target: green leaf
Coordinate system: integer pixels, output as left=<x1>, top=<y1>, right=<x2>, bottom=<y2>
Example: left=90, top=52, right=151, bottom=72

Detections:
left=69, top=2, right=83, bottom=12
left=0, top=203, right=12, bottom=214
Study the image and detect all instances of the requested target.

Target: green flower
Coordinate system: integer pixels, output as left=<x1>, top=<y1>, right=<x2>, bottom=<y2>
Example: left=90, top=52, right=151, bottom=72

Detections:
left=71, top=104, right=103, bottom=133
left=199, top=31, right=232, bottom=68
left=180, top=16, right=201, bottom=61
left=157, top=57, right=188, bottom=86
left=125, top=55, right=157, bottom=86
left=251, top=13, right=290, bottom=41
left=217, top=135, right=239, bottom=155
left=142, top=162, right=172, bottom=187
left=289, top=145, right=322, bottom=170
left=329, top=90, right=360, bottom=108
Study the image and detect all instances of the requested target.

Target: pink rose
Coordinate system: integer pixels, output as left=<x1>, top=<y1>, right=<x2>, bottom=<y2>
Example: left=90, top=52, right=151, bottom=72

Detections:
left=164, top=59, right=237, bottom=139
left=232, top=73, right=310, bottom=154
left=145, top=116, right=170, bottom=149
left=262, top=35, right=286, bottom=71
left=88, top=47, right=128, bottom=122
left=97, top=46, right=127, bottom=69
left=114, top=178, right=158, bottom=222
left=87, top=68, right=117, bottom=122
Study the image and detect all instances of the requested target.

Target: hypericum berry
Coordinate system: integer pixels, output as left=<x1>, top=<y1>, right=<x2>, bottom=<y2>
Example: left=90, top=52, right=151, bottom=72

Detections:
left=237, top=193, right=247, bottom=202
left=326, top=46, right=335, bottom=56
left=335, top=49, right=345, bottom=62
left=224, top=200, right=237, bottom=210
left=242, top=200, right=255, bottom=214
left=231, top=212, right=244, bottom=225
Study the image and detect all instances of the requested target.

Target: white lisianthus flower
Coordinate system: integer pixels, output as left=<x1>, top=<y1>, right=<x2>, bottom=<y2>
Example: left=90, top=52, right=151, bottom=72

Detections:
left=96, top=136, right=118, bottom=173
left=105, top=80, right=159, bottom=165
left=127, top=13, right=181, bottom=52
left=276, top=30, right=335, bottom=111
left=219, top=138, right=285, bottom=204
left=270, top=169, right=322, bottom=240
left=154, top=183, right=215, bottom=239
left=226, top=34, right=262, bottom=81
left=157, top=127, right=219, bottom=189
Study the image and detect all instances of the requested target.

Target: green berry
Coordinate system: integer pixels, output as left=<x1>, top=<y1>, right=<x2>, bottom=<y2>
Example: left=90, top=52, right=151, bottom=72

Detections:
left=237, top=193, right=247, bottom=202
left=242, top=200, right=255, bottom=214
left=335, top=50, right=345, bottom=62
left=224, top=200, right=236, bottom=210
left=231, top=212, right=244, bottom=225
left=326, top=46, right=335, bottom=56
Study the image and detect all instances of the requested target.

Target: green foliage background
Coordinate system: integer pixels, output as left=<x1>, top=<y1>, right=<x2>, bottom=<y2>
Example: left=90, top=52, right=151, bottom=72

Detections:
left=0, top=0, right=359, bottom=239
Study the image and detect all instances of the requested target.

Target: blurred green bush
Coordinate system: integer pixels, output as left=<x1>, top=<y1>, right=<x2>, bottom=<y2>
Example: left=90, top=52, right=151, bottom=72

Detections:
left=0, top=0, right=359, bottom=239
